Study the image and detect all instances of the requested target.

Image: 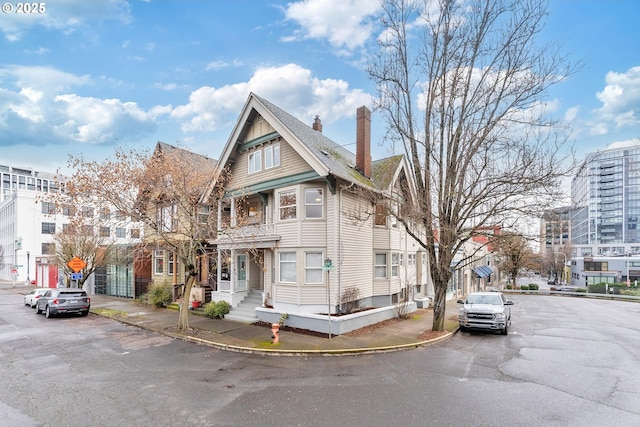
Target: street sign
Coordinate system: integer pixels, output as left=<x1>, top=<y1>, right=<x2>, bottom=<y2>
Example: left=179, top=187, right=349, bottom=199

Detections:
left=10, top=268, right=18, bottom=275
left=71, top=273, right=82, bottom=280
left=67, top=257, right=87, bottom=273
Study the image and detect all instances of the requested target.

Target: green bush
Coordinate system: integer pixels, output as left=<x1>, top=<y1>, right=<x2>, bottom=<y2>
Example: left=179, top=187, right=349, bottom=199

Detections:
left=520, top=285, right=530, bottom=290
left=506, top=284, right=514, bottom=290
left=204, top=300, right=230, bottom=319
left=528, top=283, right=539, bottom=290
left=142, top=284, right=172, bottom=307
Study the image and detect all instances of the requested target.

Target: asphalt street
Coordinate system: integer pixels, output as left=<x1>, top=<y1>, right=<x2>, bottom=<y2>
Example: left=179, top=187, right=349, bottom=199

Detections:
left=1, top=284, right=639, bottom=427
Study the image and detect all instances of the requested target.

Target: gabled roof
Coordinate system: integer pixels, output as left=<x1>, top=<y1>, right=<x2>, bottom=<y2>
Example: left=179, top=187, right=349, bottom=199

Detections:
left=217, top=93, right=414, bottom=195
left=154, top=141, right=217, bottom=171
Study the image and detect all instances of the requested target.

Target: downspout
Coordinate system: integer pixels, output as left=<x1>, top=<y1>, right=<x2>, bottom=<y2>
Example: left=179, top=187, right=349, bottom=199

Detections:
left=337, top=184, right=342, bottom=313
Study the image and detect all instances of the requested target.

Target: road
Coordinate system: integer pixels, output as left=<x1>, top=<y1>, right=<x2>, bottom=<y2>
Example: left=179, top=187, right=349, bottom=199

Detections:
left=1, top=288, right=639, bottom=426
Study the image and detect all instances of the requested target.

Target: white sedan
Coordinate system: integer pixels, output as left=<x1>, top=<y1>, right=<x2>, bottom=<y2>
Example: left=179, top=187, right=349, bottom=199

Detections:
left=24, top=288, right=50, bottom=308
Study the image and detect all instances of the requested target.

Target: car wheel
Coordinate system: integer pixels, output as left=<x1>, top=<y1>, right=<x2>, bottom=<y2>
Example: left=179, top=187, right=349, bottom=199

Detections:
left=81, top=311, right=88, bottom=317
left=45, top=306, right=52, bottom=318
left=501, top=324, right=508, bottom=335
left=35, top=304, right=41, bottom=314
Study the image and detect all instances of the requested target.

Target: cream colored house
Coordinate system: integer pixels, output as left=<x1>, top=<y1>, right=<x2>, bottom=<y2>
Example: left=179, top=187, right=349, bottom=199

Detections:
left=209, top=94, right=434, bottom=330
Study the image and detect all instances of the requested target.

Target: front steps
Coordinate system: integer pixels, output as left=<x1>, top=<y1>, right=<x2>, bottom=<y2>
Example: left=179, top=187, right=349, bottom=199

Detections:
left=224, top=290, right=262, bottom=323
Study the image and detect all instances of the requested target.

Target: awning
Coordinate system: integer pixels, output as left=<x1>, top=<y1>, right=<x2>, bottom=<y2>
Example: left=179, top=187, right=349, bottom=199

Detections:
left=473, top=265, right=494, bottom=278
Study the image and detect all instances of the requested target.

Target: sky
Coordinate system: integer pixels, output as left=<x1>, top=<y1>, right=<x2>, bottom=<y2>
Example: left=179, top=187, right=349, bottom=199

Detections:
left=1, top=0, right=639, bottom=176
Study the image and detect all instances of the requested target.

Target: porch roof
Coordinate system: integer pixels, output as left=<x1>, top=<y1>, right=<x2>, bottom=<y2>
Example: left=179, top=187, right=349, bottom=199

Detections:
left=210, top=235, right=280, bottom=250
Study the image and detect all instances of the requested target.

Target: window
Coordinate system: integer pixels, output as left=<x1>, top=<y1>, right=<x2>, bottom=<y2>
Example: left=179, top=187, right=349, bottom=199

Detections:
left=305, top=188, right=323, bottom=219
left=375, top=204, right=387, bottom=226
left=157, top=204, right=177, bottom=232
left=116, top=228, right=126, bottom=238
left=42, top=243, right=55, bottom=255
left=100, top=208, right=110, bottom=220
left=62, top=205, right=75, bottom=216
left=81, top=206, right=94, bottom=218
left=115, top=211, right=127, bottom=221
left=99, top=226, right=110, bottom=237
left=305, top=252, right=323, bottom=284
left=168, top=252, right=175, bottom=275
left=408, top=253, right=416, bottom=267
left=131, top=228, right=140, bottom=238
left=279, top=190, right=297, bottom=221
left=197, top=205, right=210, bottom=225
left=265, top=144, right=280, bottom=169
left=375, top=253, right=387, bottom=278
left=41, top=222, right=56, bottom=234
left=392, top=252, right=399, bottom=277
left=279, top=252, right=296, bottom=283
left=41, top=202, right=56, bottom=214
left=154, top=250, right=164, bottom=274
left=248, top=150, right=262, bottom=174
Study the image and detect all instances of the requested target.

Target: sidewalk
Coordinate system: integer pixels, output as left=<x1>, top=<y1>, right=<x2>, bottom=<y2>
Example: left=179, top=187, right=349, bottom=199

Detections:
left=4, top=283, right=458, bottom=356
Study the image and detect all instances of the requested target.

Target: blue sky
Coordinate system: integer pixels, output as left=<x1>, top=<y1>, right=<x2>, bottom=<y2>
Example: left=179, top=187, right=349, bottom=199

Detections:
left=1, top=0, right=639, bottom=175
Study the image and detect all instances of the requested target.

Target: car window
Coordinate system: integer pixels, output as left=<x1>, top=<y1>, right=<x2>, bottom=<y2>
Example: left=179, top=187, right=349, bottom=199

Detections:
left=60, top=291, right=86, bottom=298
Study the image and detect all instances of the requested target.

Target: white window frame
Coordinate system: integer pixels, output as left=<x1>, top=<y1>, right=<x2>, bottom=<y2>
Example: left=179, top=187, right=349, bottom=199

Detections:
left=279, top=189, right=297, bottom=221
left=279, top=251, right=297, bottom=283
left=304, top=188, right=323, bottom=219
left=265, top=144, right=280, bottom=169
left=375, top=253, right=387, bottom=278
left=248, top=149, right=262, bottom=174
left=154, top=250, right=164, bottom=275
left=158, top=204, right=177, bottom=232
left=304, top=252, right=323, bottom=284
left=168, top=252, right=175, bottom=275
left=392, top=252, right=399, bottom=277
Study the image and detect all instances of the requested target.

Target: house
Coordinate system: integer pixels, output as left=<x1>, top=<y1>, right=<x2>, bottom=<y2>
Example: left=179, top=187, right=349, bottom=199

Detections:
left=142, top=141, right=219, bottom=301
left=208, top=93, right=434, bottom=333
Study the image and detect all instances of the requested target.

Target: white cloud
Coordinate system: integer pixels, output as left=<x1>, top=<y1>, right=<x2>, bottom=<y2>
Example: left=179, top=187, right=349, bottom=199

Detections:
left=53, top=94, right=156, bottom=144
left=594, top=66, right=640, bottom=130
left=0, top=0, right=132, bottom=41
left=0, top=65, right=158, bottom=146
left=171, top=63, right=371, bottom=133
left=284, top=0, right=381, bottom=51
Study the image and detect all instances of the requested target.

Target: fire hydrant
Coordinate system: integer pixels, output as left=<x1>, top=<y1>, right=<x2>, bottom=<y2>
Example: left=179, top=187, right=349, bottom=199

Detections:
left=271, top=323, right=280, bottom=344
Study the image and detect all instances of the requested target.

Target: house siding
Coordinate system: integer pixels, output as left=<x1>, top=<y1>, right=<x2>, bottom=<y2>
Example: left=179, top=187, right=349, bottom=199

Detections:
left=227, top=134, right=314, bottom=191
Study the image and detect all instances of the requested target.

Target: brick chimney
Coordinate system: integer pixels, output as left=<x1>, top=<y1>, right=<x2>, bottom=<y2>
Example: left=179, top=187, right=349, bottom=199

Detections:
left=312, top=115, right=323, bottom=133
left=356, top=106, right=371, bottom=178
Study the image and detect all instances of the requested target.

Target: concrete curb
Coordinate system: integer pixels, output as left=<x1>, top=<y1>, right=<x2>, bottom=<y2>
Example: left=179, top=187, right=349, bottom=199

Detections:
left=92, top=310, right=457, bottom=357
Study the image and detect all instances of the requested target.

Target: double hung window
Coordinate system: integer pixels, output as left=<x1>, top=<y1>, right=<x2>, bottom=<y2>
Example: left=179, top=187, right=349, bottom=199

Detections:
left=279, top=252, right=296, bottom=283
left=279, top=190, right=297, bottom=221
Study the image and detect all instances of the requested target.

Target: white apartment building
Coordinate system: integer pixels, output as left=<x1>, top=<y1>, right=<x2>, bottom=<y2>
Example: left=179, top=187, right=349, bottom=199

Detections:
left=0, top=164, right=64, bottom=283
left=0, top=163, right=142, bottom=294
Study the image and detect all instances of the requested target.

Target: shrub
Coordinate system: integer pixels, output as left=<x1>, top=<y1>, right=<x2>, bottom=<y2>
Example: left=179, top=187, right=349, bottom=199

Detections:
left=528, top=283, right=539, bottom=290
left=204, top=300, right=230, bottom=319
left=520, top=285, right=530, bottom=290
left=141, top=284, right=172, bottom=307
left=506, top=284, right=514, bottom=290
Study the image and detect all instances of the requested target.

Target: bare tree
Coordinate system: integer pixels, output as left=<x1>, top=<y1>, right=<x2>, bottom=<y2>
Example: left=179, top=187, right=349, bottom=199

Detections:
left=369, top=0, right=576, bottom=330
left=52, top=215, right=116, bottom=288
left=66, top=144, right=222, bottom=332
left=494, top=232, right=536, bottom=287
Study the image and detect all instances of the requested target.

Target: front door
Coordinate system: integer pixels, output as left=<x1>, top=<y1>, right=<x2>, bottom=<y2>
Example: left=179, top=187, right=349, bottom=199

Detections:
left=236, top=254, right=247, bottom=291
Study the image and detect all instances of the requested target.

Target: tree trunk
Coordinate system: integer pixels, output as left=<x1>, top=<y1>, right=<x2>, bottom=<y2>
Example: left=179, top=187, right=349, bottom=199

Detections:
left=432, top=282, right=447, bottom=332
left=177, top=274, right=197, bottom=331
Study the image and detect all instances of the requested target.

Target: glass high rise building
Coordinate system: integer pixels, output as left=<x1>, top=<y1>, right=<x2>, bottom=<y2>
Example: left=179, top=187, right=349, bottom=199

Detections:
left=571, top=141, right=640, bottom=257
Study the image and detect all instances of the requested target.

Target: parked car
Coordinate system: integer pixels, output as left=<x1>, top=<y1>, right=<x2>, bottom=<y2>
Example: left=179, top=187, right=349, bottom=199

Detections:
left=547, top=278, right=557, bottom=285
left=457, top=292, right=513, bottom=335
left=34, top=288, right=90, bottom=318
left=24, top=288, right=50, bottom=308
